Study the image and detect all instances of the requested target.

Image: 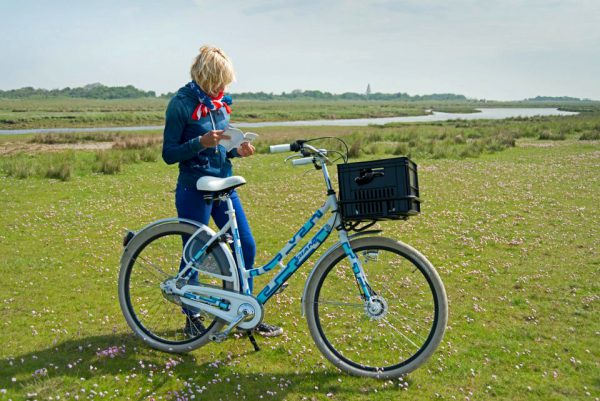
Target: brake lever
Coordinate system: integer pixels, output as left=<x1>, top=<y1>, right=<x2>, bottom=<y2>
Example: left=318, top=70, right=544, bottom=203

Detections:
left=284, top=154, right=304, bottom=163
left=301, top=149, right=312, bottom=157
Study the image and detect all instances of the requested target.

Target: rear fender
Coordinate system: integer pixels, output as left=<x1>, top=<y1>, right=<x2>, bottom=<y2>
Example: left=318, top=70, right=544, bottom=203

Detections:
left=120, top=217, right=239, bottom=291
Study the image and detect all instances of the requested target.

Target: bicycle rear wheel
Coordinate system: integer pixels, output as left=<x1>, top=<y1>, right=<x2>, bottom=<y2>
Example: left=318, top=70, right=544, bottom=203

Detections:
left=304, top=236, right=447, bottom=378
left=118, top=221, right=235, bottom=353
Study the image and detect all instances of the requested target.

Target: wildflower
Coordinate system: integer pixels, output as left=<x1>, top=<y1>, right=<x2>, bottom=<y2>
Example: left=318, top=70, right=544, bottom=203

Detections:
left=165, top=358, right=180, bottom=370
left=33, top=368, right=48, bottom=378
left=96, top=345, right=126, bottom=358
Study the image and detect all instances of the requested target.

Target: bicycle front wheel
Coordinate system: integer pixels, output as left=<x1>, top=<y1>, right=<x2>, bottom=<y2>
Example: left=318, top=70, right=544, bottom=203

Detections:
left=304, top=236, right=447, bottom=379
left=118, top=221, right=235, bottom=353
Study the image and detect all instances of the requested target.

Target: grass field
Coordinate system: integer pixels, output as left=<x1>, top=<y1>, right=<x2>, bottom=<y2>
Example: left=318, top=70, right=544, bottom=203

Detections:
left=4, top=96, right=598, bottom=131
left=0, top=97, right=497, bottom=130
left=0, top=98, right=433, bottom=129
left=0, top=108, right=599, bottom=400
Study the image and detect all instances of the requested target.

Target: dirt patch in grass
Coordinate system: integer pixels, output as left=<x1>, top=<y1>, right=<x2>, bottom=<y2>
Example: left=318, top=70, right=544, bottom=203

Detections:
left=517, top=140, right=573, bottom=148
left=0, top=141, right=113, bottom=155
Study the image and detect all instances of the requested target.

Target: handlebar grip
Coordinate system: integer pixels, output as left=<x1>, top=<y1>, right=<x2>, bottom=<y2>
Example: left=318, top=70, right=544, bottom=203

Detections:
left=270, top=144, right=291, bottom=153
left=291, top=157, right=313, bottom=166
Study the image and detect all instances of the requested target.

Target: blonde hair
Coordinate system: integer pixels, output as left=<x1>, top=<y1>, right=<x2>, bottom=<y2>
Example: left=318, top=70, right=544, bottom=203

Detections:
left=190, top=45, right=236, bottom=96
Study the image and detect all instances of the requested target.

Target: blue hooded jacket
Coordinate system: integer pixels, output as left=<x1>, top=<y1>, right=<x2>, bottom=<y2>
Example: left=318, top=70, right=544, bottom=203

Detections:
left=162, top=85, right=238, bottom=188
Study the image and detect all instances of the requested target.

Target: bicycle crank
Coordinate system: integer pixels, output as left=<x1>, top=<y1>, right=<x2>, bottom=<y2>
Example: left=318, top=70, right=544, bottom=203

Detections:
left=163, top=279, right=264, bottom=330
left=210, top=303, right=256, bottom=342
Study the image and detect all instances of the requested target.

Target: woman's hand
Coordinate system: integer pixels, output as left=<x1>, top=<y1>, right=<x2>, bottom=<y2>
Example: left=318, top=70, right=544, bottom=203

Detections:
left=237, top=142, right=255, bottom=157
left=200, top=130, right=230, bottom=148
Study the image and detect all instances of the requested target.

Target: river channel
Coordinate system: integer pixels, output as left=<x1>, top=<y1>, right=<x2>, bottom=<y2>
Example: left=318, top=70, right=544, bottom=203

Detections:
left=0, top=108, right=578, bottom=135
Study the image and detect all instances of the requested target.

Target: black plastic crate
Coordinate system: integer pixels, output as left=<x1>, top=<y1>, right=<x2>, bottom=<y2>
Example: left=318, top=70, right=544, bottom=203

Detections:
left=337, top=157, right=420, bottom=221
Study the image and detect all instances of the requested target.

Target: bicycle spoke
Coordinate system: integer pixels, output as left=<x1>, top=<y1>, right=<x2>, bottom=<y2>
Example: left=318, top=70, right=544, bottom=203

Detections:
left=315, top=300, right=364, bottom=308
left=308, top=240, right=444, bottom=376
left=122, top=225, right=234, bottom=347
left=136, top=255, right=172, bottom=278
left=139, top=298, right=165, bottom=326
left=392, top=312, right=432, bottom=335
left=381, top=317, right=421, bottom=350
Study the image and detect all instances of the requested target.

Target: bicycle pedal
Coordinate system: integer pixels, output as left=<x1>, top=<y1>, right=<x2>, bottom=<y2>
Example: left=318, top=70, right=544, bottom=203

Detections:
left=274, top=283, right=288, bottom=295
left=210, top=333, right=229, bottom=343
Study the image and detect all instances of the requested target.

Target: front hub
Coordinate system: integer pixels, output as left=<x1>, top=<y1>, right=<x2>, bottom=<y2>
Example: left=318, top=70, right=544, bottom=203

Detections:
left=365, top=296, right=388, bottom=320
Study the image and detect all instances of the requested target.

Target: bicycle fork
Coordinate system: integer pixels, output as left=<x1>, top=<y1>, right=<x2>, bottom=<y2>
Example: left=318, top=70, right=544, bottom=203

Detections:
left=338, top=230, right=390, bottom=320
left=338, top=230, right=373, bottom=300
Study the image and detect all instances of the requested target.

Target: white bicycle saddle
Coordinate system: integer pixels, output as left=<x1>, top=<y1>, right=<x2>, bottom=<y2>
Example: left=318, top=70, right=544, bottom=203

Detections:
left=196, top=176, right=246, bottom=192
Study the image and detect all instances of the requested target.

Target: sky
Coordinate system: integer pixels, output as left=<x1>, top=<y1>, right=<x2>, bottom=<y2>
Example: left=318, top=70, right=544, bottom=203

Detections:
left=1, top=0, right=599, bottom=100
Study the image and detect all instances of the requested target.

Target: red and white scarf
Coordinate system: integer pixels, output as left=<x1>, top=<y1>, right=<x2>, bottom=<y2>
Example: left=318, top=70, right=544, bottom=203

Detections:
left=191, top=90, right=232, bottom=120
left=187, top=81, right=232, bottom=120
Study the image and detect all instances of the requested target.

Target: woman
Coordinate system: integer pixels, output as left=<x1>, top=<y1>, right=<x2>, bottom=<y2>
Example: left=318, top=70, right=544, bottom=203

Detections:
left=162, top=45, right=282, bottom=338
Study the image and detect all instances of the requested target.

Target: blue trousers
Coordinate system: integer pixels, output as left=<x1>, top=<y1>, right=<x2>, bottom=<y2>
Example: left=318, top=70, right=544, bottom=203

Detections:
left=175, top=185, right=256, bottom=293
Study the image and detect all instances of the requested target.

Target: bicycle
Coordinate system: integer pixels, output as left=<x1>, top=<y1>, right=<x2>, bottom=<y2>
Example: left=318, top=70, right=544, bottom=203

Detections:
left=118, top=138, right=448, bottom=379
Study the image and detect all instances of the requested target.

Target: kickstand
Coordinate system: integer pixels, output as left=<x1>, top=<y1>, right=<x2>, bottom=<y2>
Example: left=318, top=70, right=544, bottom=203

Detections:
left=247, top=331, right=260, bottom=352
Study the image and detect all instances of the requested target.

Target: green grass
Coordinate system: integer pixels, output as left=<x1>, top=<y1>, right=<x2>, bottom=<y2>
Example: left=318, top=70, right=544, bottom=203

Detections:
left=1, top=107, right=599, bottom=400
left=429, top=106, right=481, bottom=114
left=4, top=97, right=600, bottom=134
left=0, top=98, right=167, bottom=129
left=0, top=98, right=431, bottom=129
left=0, top=98, right=480, bottom=129
left=4, top=97, right=600, bottom=130
left=1, top=114, right=599, bottom=400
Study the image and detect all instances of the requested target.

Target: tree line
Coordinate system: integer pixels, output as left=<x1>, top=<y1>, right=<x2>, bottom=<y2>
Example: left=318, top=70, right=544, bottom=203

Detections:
left=1, top=83, right=470, bottom=101
left=2, top=84, right=594, bottom=103
left=525, top=96, right=588, bottom=102
left=0, top=83, right=156, bottom=99
left=231, top=90, right=468, bottom=101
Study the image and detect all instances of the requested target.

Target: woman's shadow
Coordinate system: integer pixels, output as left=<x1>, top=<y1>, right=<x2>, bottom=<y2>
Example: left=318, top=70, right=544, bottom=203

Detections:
left=0, top=333, right=406, bottom=400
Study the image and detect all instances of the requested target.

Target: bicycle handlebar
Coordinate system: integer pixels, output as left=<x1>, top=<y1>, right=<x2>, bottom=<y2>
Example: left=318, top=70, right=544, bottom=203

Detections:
left=270, top=140, right=306, bottom=154
left=269, top=144, right=291, bottom=153
left=291, top=157, right=313, bottom=166
left=271, top=138, right=347, bottom=168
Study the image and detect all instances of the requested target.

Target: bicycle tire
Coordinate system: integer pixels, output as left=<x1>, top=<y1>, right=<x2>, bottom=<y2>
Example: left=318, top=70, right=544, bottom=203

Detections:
left=304, top=236, right=447, bottom=378
left=118, top=221, right=236, bottom=353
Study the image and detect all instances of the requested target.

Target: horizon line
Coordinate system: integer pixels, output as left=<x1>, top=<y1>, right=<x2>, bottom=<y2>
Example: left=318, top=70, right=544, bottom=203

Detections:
left=0, top=83, right=597, bottom=102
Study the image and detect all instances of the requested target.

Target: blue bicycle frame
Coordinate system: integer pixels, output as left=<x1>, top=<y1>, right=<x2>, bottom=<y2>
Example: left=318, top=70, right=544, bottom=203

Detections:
left=178, top=157, right=372, bottom=310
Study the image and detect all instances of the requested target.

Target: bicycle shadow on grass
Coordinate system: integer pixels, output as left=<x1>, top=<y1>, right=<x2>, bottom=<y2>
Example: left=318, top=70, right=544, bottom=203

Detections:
left=0, top=333, right=411, bottom=400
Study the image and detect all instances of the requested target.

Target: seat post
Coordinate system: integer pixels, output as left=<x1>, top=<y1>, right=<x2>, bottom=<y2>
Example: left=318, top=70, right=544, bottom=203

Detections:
left=222, top=194, right=250, bottom=294
left=223, top=194, right=237, bottom=231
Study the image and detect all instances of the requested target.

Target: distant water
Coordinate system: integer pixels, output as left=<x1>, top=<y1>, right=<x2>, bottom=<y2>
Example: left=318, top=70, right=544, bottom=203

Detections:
left=235, top=108, right=579, bottom=127
left=0, top=108, right=578, bottom=135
